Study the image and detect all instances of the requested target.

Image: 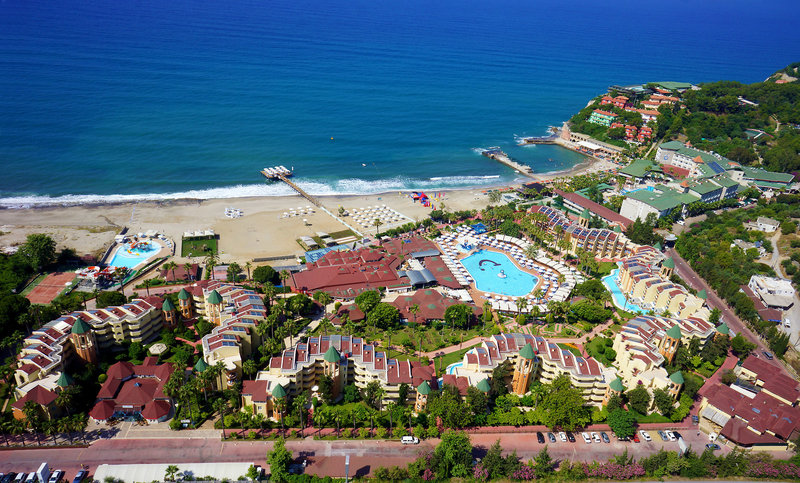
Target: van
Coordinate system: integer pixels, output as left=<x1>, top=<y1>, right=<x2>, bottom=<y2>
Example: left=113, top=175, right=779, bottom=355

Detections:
left=401, top=436, right=419, bottom=445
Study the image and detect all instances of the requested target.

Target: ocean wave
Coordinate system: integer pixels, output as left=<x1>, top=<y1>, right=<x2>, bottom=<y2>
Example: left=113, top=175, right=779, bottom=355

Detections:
left=0, top=175, right=509, bottom=208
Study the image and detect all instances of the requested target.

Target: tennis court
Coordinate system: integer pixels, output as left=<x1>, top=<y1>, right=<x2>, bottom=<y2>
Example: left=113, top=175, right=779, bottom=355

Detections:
left=26, top=272, right=76, bottom=304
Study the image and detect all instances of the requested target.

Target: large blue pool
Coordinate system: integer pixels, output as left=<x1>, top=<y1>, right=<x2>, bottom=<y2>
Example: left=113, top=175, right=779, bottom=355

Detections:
left=461, top=249, right=537, bottom=297
left=108, top=241, right=162, bottom=269
left=601, top=268, right=644, bottom=314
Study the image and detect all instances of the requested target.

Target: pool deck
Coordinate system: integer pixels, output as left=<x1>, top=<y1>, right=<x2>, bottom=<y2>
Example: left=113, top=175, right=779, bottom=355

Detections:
left=108, top=239, right=171, bottom=271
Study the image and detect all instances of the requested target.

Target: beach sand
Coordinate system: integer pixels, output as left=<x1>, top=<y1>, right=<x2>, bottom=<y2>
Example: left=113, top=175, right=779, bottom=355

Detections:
left=0, top=189, right=491, bottom=264
left=0, top=157, right=614, bottom=264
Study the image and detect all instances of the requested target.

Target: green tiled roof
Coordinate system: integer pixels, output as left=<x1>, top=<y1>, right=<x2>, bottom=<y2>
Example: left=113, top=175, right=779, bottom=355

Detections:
left=654, top=242, right=662, bottom=251
left=323, top=346, right=341, bottom=363
left=613, top=225, right=622, bottom=233
left=716, top=323, right=730, bottom=335
left=162, top=298, right=176, bottom=311
left=56, top=372, right=74, bottom=387
left=194, top=358, right=209, bottom=373
left=477, top=378, right=491, bottom=393
left=619, top=159, right=655, bottom=178
left=690, top=181, right=722, bottom=195
left=71, top=319, right=91, bottom=335
left=740, top=166, right=794, bottom=184
left=626, top=187, right=699, bottom=212
left=178, top=288, right=190, bottom=300
left=666, top=325, right=682, bottom=339
left=609, top=377, right=625, bottom=392
left=654, top=81, right=692, bottom=90
left=669, top=371, right=685, bottom=384
left=697, top=289, right=707, bottom=299
left=272, top=384, right=287, bottom=399
left=580, top=208, right=591, bottom=219
left=714, top=174, right=739, bottom=188
left=417, top=381, right=432, bottom=395
left=519, top=343, right=535, bottom=360
left=662, top=258, right=675, bottom=269
left=207, top=290, right=223, bottom=305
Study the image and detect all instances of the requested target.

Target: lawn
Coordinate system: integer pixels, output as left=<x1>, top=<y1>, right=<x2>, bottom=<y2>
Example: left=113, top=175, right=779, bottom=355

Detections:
left=19, top=273, right=47, bottom=296
left=435, top=344, right=480, bottom=375
left=557, top=343, right=582, bottom=358
left=181, top=237, right=218, bottom=257
left=632, top=411, right=671, bottom=424
left=585, top=336, right=615, bottom=366
left=595, top=261, right=618, bottom=277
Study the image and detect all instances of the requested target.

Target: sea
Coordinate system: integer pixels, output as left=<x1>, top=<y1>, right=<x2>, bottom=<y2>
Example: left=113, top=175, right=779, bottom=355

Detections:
left=1, top=0, right=799, bottom=207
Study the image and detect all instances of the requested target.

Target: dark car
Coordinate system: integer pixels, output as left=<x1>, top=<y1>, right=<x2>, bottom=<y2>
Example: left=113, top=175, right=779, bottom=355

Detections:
left=706, top=443, right=721, bottom=451
left=692, top=415, right=699, bottom=424
left=763, top=351, right=774, bottom=360
left=547, top=432, right=556, bottom=443
left=673, top=431, right=683, bottom=440
left=71, top=471, right=87, bottom=483
left=658, top=430, right=668, bottom=441
left=536, top=432, right=545, bottom=444
left=566, top=432, right=576, bottom=443
left=601, top=432, right=610, bottom=443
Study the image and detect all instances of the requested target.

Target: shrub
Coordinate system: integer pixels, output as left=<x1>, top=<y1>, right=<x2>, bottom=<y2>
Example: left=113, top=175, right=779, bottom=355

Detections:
left=375, top=427, right=388, bottom=439
left=414, top=424, right=426, bottom=440
left=342, top=428, right=353, bottom=438
left=426, top=426, right=440, bottom=439
left=393, top=427, right=407, bottom=438
left=358, top=427, right=370, bottom=439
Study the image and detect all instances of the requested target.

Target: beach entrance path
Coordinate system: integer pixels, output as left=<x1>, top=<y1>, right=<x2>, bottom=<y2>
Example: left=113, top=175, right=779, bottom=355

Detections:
left=25, top=271, right=75, bottom=304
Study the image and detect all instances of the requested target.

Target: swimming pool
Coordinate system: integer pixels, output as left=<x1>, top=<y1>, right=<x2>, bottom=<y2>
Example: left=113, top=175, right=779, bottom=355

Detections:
left=446, top=362, right=463, bottom=375
left=461, top=249, right=537, bottom=297
left=108, top=241, right=162, bottom=270
left=601, top=268, right=644, bottom=314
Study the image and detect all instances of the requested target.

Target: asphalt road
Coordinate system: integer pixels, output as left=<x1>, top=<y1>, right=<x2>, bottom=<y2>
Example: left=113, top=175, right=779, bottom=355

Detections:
left=0, top=429, right=720, bottom=479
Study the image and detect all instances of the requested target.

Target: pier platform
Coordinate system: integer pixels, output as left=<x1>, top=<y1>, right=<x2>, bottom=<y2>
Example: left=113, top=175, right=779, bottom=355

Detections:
left=480, top=148, right=534, bottom=176
left=261, top=165, right=292, bottom=180
left=517, top=135, right=558, bottom=146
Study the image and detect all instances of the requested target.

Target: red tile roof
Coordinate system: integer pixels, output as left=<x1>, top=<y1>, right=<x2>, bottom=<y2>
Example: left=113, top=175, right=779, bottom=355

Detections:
left=553, top=189, right=633, bottom=229
left=12, top=385, right=57, bottom=410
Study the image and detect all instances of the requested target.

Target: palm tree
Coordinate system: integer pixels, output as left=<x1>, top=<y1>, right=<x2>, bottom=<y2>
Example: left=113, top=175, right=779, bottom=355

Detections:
left=242, top=359, right=257, bottom=379
left=8, top=418, right=26, bottom=447
left=408, top=304, right=420, bottom=326
left=319, top=317, right=333, bottom=337
left=183, top=262, right=194, bottom=281
left=515, top=297, right=528, bottom=317
left=204, top=253, right=219, bottom=280
left=279, top=270, right=290, bottom=289
left=244, top=261, right=252, bottom=281
left=142, top=278, right=153, bottom=296
left=263, top=282, right=276, bottom=309
left=373, top=218, right=383, bottom=237
left=165, top=465, right=180, bottom=482
left=163, top=260, right=178, bottom=282
left=113, top=267, right=127, bottom=292
left=55, top=385, right=78, bottom=416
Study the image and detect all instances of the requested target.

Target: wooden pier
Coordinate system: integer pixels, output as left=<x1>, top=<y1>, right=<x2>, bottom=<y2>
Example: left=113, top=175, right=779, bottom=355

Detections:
left=261, top=166, right=320, bottom=206
left=480, top=148, right=534, bottom=177
left=277, top=174, right=320, bottom=207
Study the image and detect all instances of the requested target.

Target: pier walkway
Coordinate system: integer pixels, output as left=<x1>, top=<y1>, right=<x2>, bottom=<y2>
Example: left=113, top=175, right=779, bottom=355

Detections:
left=278, top=174, right=320, bottom=207
left=481, top=148, right=534, bottom=177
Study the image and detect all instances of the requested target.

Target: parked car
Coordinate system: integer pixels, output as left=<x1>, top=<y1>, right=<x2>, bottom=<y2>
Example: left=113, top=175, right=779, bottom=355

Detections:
left=673, top=431, right=683, bottom=440
left=567, top=432, right=576, bottom=443
left=13, top=473, right=24, bottom=483
left=639, top=429, right=652, bottom=442
left=591, top=432, right=601, bottom=443
left=657, top=430, right=668, bottom=441
left=706, top=443, right=721, bottom=451
left=48, top=470, right=64, bottom=483
left=633, top=433, right=640, bottom=443
left=581, top=432, right=592, bottom=444
left=401, top=436, right=420, bottom=445
left=536, top=432, right=545, bottom=444
left=24, top=474, right=36, bottom=483
left=665, top=430, right=677, bottom=441
left=763, top=351, right=774, bottom=360
left=72, top=471, right=88, bottom=483
left=600, top=432, right=610, bottom=443
left=559, top=432, right=567, bottom=442
left=692, top=415, right=700, bottom=424
left=547, top=432, right=556, bottom=443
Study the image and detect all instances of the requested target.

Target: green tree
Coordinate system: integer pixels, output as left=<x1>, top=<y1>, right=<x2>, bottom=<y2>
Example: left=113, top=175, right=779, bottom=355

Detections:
left=626, top=385, right=651, bottom=414
left=361, top=380, right=384, bottom=410
left=534, top=446, right=554, bottom=478
left=252, top=265, right=278, bottom=285
left=267, top=437, right=292, bottom=483
left=607, top=408, right=637, bottom=439
left=398, top=383, right=409, bottom=406
left=20, top=234, right=56, bottom=271
left=433, top=431, right=473, bottom=479
left=355, top=290, right=381, bottom=314
left=96, top=290, right=126, bottom=309
left=653, top=388, right=674, bottom=416
left=730, top=333, right=756, bottom=359
left=540, top=374, right=592, bottom=430
left=128, top=341, right=146, bottom=361
left=366, top=302, right=400, bottom=330
left=443, top=304, right=474, bottom=329
left=226, top=262, right=242, bottom=282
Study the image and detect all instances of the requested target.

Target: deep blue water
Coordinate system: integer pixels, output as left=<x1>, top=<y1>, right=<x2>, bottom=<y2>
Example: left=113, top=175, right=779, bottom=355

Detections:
left=1, top=0, right=798, bottom=206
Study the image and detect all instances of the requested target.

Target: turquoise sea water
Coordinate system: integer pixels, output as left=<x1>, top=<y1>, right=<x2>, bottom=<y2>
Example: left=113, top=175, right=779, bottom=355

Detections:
left=1, top=0, right=798, bottom=206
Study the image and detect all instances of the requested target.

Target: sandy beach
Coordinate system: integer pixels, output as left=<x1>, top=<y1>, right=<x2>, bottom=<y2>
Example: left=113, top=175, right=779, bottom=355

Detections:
left=0, top=157, right=614, bottom=264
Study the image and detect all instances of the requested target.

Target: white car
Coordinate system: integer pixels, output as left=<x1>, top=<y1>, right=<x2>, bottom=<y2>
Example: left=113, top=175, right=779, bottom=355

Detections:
left=48, top=471, right=65, bottom=483
left=591, top=432, right=601, bottom=443
left=639, top=429, right=652, bottom=442
left=401, top=436, right=420, bottom=445
left=559, top=432, right=567, bottom=442
left=581, top=432, right=592, bottom=444
left=665, top=430, right=677, bottom=441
